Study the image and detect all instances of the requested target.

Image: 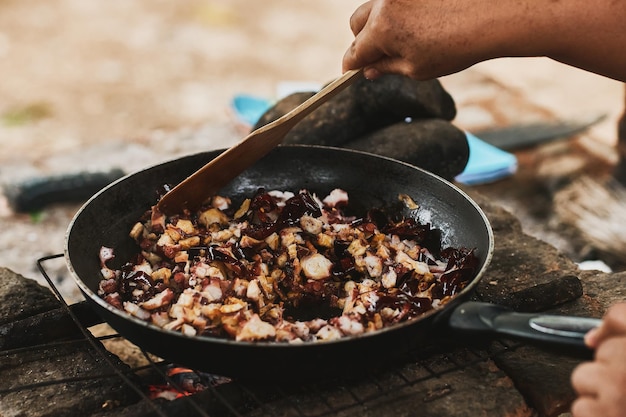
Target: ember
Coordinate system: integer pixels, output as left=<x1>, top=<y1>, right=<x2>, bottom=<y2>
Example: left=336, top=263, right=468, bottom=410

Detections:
left=148, top=366, right=231, bottom=401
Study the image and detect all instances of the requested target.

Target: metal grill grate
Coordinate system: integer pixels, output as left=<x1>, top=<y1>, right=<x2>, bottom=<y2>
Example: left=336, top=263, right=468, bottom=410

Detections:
left=4, top=254, right=523, bottom=417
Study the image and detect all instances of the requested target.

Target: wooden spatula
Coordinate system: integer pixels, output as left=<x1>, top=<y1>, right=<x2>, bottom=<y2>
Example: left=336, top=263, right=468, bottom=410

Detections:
left=156, top=68, right=363, bottom=215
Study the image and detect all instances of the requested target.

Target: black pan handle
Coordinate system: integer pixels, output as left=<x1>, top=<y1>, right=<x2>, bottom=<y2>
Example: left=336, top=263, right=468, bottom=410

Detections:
left=448, top=301, right=602, bottom=348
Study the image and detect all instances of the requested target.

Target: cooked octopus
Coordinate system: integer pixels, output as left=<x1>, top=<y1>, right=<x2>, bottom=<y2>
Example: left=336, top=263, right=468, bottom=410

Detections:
left=98, top=188, right=478, bottom=343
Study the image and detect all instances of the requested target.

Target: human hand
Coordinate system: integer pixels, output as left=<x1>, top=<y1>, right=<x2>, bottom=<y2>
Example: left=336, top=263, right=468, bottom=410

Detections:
left=570, top=303, right=626, bottom=417
left=342, top=0, right=626, bottom=83
left=342, top=0, right=519, bottom=80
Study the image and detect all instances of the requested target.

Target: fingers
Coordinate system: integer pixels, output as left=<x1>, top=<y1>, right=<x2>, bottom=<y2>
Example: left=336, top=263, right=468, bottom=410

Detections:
left=343, top=1, right=374, bottom=72
left=362, top=67, right=383, bottom=80
left=571, top=362, right=603, bottom=397
left=570, top=397, right=602, bottom=417
left=368, top=59, right=410, bottom=79
left=343, top=0, right=436, bottom=79
left=349, top=1, right=372, bottom=35
left=584, top=326, right=600, bottom=348
left=574, top=337, right=626, bottom=395
left=344, top=52, right=421, bottom=80
left=343, top=1, right=386, bottom=74
left=342, top=30, right=385, bottom=73
left=571, top=363, right=626, bottom=417
left=587, top=302, right=626, bottom=348
left=594, top=336, right=626, bottom=368
left=571, top=336, right=626, bottom=417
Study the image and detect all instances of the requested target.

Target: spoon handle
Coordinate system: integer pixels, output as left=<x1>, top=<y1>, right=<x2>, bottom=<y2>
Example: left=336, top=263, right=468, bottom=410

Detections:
left=156, top=69, right=363, bottom=215
left=261, top=68, right=364, bottom=132
left=449, top=301, right=602, bottom=348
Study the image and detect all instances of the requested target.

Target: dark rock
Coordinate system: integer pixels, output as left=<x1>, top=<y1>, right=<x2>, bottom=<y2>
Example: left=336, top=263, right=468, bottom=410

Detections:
left=492, top=344, right=581, bottom=417
left=4, top=168, right=125, bottom=213
left=345, top=118, right=469, bottom=180
left=548, top=270, right=626, bottom=319
left=467, top=192, right=583, bottom=311
left=0, top=267, right=138, bottom=417
left=461, top=193, right=617, bottom=417
left=354, top=73, right=457, bottom=121
left=0, top=301, right=101, bottom=350
left=497, top=275, right=583, bottom=313
left=0, top=341, right=138, bottom=417
left=254, top=74, right=457, bottom=147
left=0, top=267, right=59, bottom=325
left=254, top=91, right=314, bottom=129
left=578, top=270, right=626, bottom=310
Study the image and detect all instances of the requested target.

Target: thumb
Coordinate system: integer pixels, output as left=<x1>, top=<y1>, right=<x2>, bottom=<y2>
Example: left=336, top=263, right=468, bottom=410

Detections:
left=364, top=56, right=424, bottom=80
left=584, top=326, right=601, bottom=349
left=342, top=30, right=385, bottom=73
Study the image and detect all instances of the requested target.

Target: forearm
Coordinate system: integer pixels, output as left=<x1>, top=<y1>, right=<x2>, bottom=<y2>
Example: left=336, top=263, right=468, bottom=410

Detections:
left=496, top=0, right=626, bottom=82
left=541, top=0, right=626, bottom=82
left=343, top=0, right=626, bottom=82
left=449, top=0, right=626, bottom=81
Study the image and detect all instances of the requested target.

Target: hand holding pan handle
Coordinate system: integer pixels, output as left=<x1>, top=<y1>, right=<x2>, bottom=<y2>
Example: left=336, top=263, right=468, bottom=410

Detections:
left=448, top=301, right=602, bottom=349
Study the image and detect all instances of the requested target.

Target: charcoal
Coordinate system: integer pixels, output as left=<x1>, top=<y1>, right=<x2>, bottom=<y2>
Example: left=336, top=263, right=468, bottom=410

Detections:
left=343, top=118, right=469, bottom=181
left=253, top=74, right=456, bottom=147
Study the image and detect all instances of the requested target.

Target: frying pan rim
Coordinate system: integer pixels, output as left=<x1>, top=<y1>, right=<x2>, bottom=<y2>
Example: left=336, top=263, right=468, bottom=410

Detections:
left=64, top=144, right=494, bottom=349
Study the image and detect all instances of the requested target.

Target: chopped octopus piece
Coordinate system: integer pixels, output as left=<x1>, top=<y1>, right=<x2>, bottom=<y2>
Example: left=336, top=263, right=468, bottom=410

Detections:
left=236, top=314, right=276, bottom=341
left=300, top=253, right=333, bottom=280
left=97, top=188, right=479, bottom=343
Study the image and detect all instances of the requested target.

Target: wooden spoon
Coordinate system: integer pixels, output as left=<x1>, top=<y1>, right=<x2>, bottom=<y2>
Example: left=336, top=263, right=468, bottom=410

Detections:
left=156, top=68, right=363, bottom=215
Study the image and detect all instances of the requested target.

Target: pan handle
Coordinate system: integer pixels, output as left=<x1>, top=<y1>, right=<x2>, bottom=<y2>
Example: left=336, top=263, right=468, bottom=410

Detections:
left=448, top=301, right=602, bottom=349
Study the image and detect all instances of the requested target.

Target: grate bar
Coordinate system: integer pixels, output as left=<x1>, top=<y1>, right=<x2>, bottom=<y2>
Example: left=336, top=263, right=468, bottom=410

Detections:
left=0, top=372, right=123, bottom=395
left=140, top=349, right=238, bottom=417
left=272, top=385, right=311, bottom=417
left=37, top=254, right=170, bottom=417
left=237, top=383, right=284, bottom=417
left=29, top=255, right=524, bottom=417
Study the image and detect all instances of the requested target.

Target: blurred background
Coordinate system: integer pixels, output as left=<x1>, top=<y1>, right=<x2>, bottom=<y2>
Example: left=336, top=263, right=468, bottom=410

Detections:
left=1, top=0, right=624, bottom=290
left=1, top=0, right=622, bottom=162
left=0, top=1, right=363, bottom=162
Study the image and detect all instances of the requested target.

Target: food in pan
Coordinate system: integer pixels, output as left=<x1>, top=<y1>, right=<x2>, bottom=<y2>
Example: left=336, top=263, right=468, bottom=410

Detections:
left=98, top=188, right=478, bottom=343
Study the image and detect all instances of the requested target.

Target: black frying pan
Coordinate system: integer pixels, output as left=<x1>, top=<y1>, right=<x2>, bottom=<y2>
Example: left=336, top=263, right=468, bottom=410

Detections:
left=64, top=145, right=598, bottom=381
